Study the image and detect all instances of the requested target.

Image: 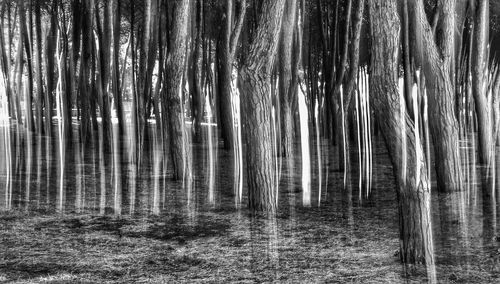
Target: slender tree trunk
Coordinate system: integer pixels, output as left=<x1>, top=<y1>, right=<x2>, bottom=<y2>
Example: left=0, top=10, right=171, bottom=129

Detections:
left=239, top=0, right=286, bottom=212
left=278, top=0, right=297, bottom=157
left=45, top=0, right=58, bottom=136
left=410, top=0, right=462, bottom=192
left=34, top=1, right=44, bottom=133
left=111, top=0, right=124, bottom=134
left=20, top=0, right=35, bottom=131
left=79, top=0, right=92, bottom=143
left=164, top=0, right=191, bottom=181
left=369, top=0, right=434, bottom=264
left=191, top=0, right=204, bottom=143
left=472, top=0, right=494, bottom=166
left=216, top=0, right=246, bottom=150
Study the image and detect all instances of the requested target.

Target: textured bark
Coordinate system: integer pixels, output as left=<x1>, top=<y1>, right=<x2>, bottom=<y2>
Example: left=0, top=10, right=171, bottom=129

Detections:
left=216, top=0, right=247, bottom=150
left=369, top=0, right=434, bottom=264
left=278, top=0, right=297, bottom=157
left=45, top=0, right=58, bottom=135
left=78, top=0, right=93, bottom=143
left=472, top=0, right=494, bottom=166
left=165, top=0, right=191, bottom=181
left=239, top=0, right=286, bottom=212
left=19, top=0, right=35, bottom=131
left=190, top=0, right=204, bottom=143
left=410, top=0, right=462, bottom=192
left=111, top=0, right=124, bottom=134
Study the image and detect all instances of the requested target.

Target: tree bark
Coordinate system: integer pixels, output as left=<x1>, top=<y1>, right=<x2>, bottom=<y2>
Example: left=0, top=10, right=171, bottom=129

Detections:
left=369, top=0, right=434, bottom=264
left=216, top=0, right=247, bottom=150
left=409, top=0, right=462, bottom=193
left=239, top=0, right=286, bottom=212
left=278, top=0, right=297, bottom=157
left=164, top=0, right=191, bottom=181
left=472, top=0, right=494, bottom=166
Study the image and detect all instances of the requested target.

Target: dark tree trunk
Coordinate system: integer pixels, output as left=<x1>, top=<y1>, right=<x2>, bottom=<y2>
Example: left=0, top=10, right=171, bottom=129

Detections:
left=45, top=0, right=58, bottom=136
left=216, top=0, right=247, bottom=150
left=369, top=0, right=434, bottom=264
left=239, top=0, right=286, bottom=212
left=164, top=0, right=191, bottom=181
left=111, top=0, right=124, bottom=134
left=191, top=0, right=204, bottom=143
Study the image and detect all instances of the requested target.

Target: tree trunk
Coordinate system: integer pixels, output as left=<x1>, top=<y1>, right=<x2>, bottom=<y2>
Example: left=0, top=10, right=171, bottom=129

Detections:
left=164, top=0, right=191, bottom=181
left=410, top=0, right=462, bottom=193
left=216, top=0, right=247, bottom=150
left=111, top=0, right=124, bottom=134
left=369, top=0, right=434, bottom=264
left=278, top=0, right=297, bottom=157
left=45, top=0, right=58, bottom=136
left=472, top=0, right=494, bottom=166
left=239, top=0, right=286, bottom=212
left=191, top=0, right=204, bottom=143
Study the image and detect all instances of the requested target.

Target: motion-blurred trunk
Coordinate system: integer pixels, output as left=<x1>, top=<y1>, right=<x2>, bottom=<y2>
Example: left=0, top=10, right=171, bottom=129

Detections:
left=369, top=0, right=434, bottom=265
left=239, top=0, right=286, bottom=212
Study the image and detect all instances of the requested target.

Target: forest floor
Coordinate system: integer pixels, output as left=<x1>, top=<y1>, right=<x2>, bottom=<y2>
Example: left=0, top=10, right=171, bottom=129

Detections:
left=1, top=201, right=498, bottom=283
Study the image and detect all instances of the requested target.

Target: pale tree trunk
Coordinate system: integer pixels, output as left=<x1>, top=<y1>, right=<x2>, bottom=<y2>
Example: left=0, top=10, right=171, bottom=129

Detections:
left=410, top=0, right=462, bottom=193
left=239, top=0, right=286, bottom=212
left=369, top=0, right=434, bottom=264
left=278, top=0, right=297, bottom=157
left=216, top=0, right=247, bottom=150
left=472, top=0, right=494, bottom=166
left=165, top=0, right=191, bottom=181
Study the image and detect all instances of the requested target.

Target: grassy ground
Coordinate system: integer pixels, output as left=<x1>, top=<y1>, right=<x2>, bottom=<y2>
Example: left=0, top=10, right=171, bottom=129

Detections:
left=1, top=202, right=498, bottom=283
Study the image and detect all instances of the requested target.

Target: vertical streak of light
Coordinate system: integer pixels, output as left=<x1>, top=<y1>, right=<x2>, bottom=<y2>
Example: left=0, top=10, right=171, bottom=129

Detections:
left=75, top=121, right=83, bottom=213
left=365, top=68, right=373, bottom=195
left=316, top=95, right=322, bottom=206
left=25, top=83, right=32, bottom=210
left=55, top=34, right=65, bottom=213
left=340, top=87, right=347, bottom=188
left=152, top=128, right=161, bottom=215
left=207, top=95, right=215, bottom=205
left=413, top=72, right=421, bottom=188
left=423, top=86, right=431, bottom=189
left=355, top=79, right=362, bottom=200
left=0, top=69, right=12, bottom=210
left=112, top=120, right=121, bottom=215
left=299, top=85, right=311, bottom=207
left=399, top=77, right=407, bottom=187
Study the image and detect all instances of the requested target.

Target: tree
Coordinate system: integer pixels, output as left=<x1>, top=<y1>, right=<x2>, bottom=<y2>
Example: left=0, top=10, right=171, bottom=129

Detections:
left=216, top=0, right=247, bottom=150
left=164, top=0, right=191, bottom=181
left=239, top=0, right=286, bottom=212
left=409, top=0, right=462, bottom=192
left=471, top=0, right=496, bottom=167
left=278, top=0, right=298, bottom=157
left=368, top=0, right=434, bottom=264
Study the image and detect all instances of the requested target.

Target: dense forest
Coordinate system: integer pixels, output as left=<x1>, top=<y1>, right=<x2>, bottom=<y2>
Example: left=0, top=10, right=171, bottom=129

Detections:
left=1, top=0, right=500, bottom=279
